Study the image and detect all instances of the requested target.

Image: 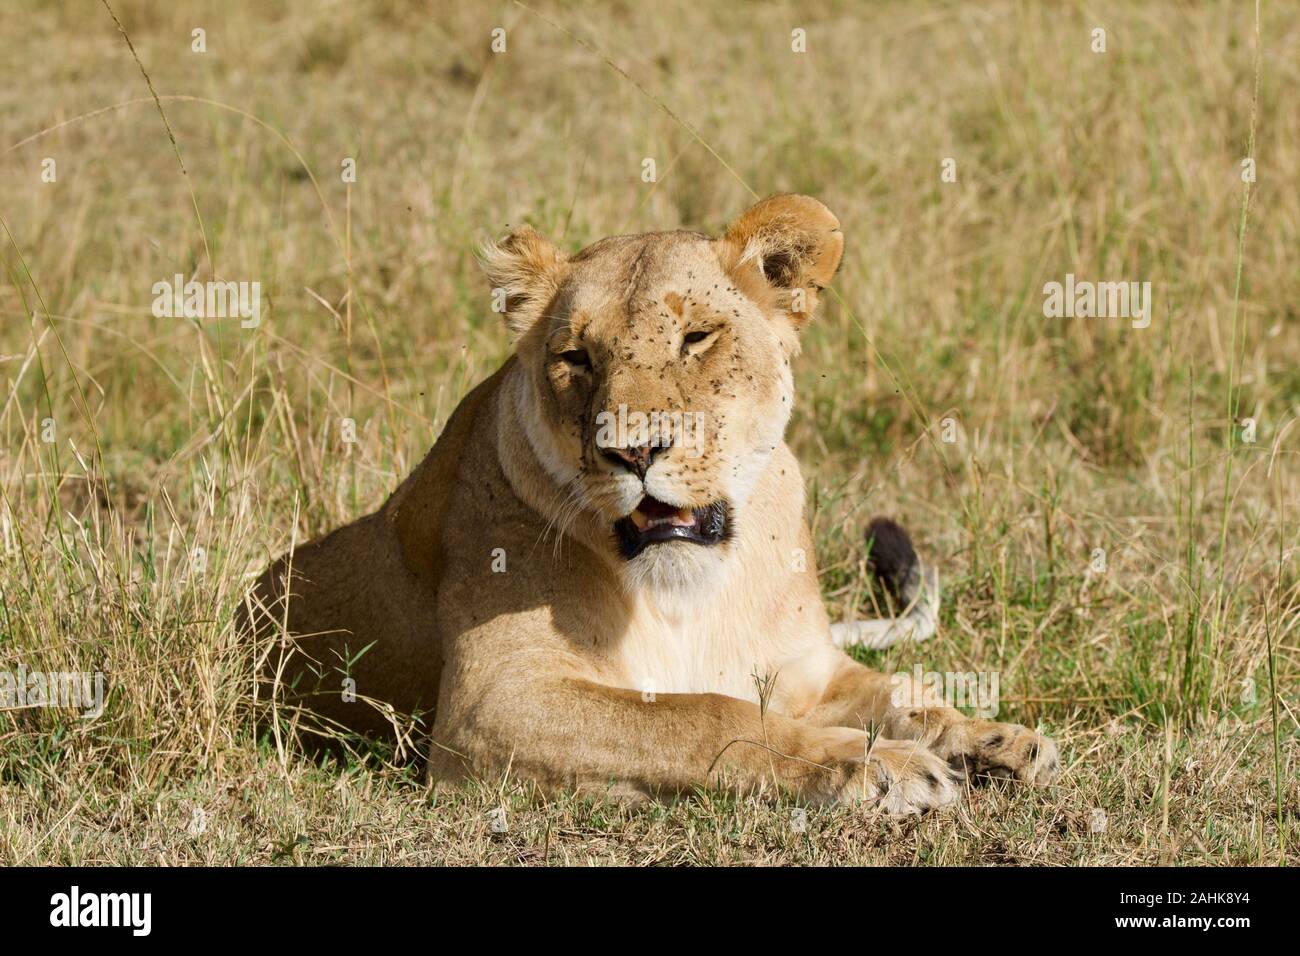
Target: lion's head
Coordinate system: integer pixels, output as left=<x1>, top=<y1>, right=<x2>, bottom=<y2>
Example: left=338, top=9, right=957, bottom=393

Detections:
left=481, top=195, right=843, bottom=590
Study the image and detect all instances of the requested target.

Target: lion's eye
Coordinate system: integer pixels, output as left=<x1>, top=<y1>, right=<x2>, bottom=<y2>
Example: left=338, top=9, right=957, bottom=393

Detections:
left=681, top=328, right=717, bottom=356
left=560, top=349, right=591, bottom=369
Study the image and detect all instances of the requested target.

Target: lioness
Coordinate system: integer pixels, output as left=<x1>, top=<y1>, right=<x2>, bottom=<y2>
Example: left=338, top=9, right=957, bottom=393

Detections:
left=245, top=195, right=1058, bottom=812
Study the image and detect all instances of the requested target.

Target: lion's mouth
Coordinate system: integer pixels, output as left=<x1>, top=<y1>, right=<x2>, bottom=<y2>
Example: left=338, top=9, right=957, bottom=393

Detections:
left=614, top=496, right=730, bottom=559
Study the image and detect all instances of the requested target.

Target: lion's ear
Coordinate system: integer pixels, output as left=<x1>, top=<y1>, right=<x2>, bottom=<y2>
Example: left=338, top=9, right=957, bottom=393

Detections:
left=479, top=225, right=568, bottom=338
left=717, top=194, right=843, bottom=328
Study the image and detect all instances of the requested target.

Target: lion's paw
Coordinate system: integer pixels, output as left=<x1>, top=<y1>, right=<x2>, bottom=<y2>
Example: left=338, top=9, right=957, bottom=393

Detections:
left=834, top=738, right=962, bottom=814
left=950, top=720, right=1059, bottom=786
left=886, top=708, right=1059, bottom=788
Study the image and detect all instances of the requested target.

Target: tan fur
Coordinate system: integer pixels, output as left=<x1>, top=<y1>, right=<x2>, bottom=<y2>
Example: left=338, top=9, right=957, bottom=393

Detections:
left=244, top=195, right=1058, bottom=809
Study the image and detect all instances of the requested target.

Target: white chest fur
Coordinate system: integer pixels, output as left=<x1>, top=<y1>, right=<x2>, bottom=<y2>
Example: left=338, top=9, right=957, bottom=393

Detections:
left=605, top=578, right=834, bottom=710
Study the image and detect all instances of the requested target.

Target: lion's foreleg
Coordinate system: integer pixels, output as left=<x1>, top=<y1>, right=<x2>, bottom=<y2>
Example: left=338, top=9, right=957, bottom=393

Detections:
left=430, top=676, right=885, bottom=804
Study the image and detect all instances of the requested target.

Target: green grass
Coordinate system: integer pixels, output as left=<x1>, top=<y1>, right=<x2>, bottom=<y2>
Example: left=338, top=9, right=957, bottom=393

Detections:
left=0, top=0, right=1296, bottom=865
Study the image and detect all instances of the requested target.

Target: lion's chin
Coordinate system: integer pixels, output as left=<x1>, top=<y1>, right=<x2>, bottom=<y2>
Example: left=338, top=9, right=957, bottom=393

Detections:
left=607, top=495, right=732, bottom=594
left=619, top=538, right=731, bottom=596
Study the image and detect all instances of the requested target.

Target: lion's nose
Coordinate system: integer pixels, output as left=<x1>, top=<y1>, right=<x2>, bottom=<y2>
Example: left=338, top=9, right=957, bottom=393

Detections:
left=599, top=443, right=666, bottom=480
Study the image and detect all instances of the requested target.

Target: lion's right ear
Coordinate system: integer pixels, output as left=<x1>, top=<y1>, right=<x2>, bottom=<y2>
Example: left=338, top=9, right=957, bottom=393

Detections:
left=478, top=225, right=568, bottom=338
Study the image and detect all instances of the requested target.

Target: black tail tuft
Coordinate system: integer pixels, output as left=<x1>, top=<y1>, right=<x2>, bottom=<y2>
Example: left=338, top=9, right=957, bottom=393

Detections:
left=831, top=516, right=939, bottom=649
left=865, top=517, right=919, bottom=606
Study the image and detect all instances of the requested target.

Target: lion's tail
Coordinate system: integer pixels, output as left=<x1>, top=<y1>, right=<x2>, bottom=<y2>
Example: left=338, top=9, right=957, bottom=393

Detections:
left=829, top=517, right=940, bottom=650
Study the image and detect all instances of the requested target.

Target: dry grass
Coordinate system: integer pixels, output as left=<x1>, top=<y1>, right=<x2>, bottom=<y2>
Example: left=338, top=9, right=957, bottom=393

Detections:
left=0, top=0, right=1296, bottom=865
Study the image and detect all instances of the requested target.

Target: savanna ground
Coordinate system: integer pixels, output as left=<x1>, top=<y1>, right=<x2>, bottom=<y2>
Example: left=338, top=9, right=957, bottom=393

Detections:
left=0, top=0, right=1296, bottom=866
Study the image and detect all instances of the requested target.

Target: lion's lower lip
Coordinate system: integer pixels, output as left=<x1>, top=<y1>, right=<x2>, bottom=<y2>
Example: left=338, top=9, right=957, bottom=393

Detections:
left=614, top=497, right=729, bottom=559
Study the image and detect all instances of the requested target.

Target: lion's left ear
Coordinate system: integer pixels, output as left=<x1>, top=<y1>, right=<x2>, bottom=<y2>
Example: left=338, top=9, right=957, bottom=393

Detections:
left=479, top=225, right=569, bottom=338
left=717, top=194, right=843, bottom=328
